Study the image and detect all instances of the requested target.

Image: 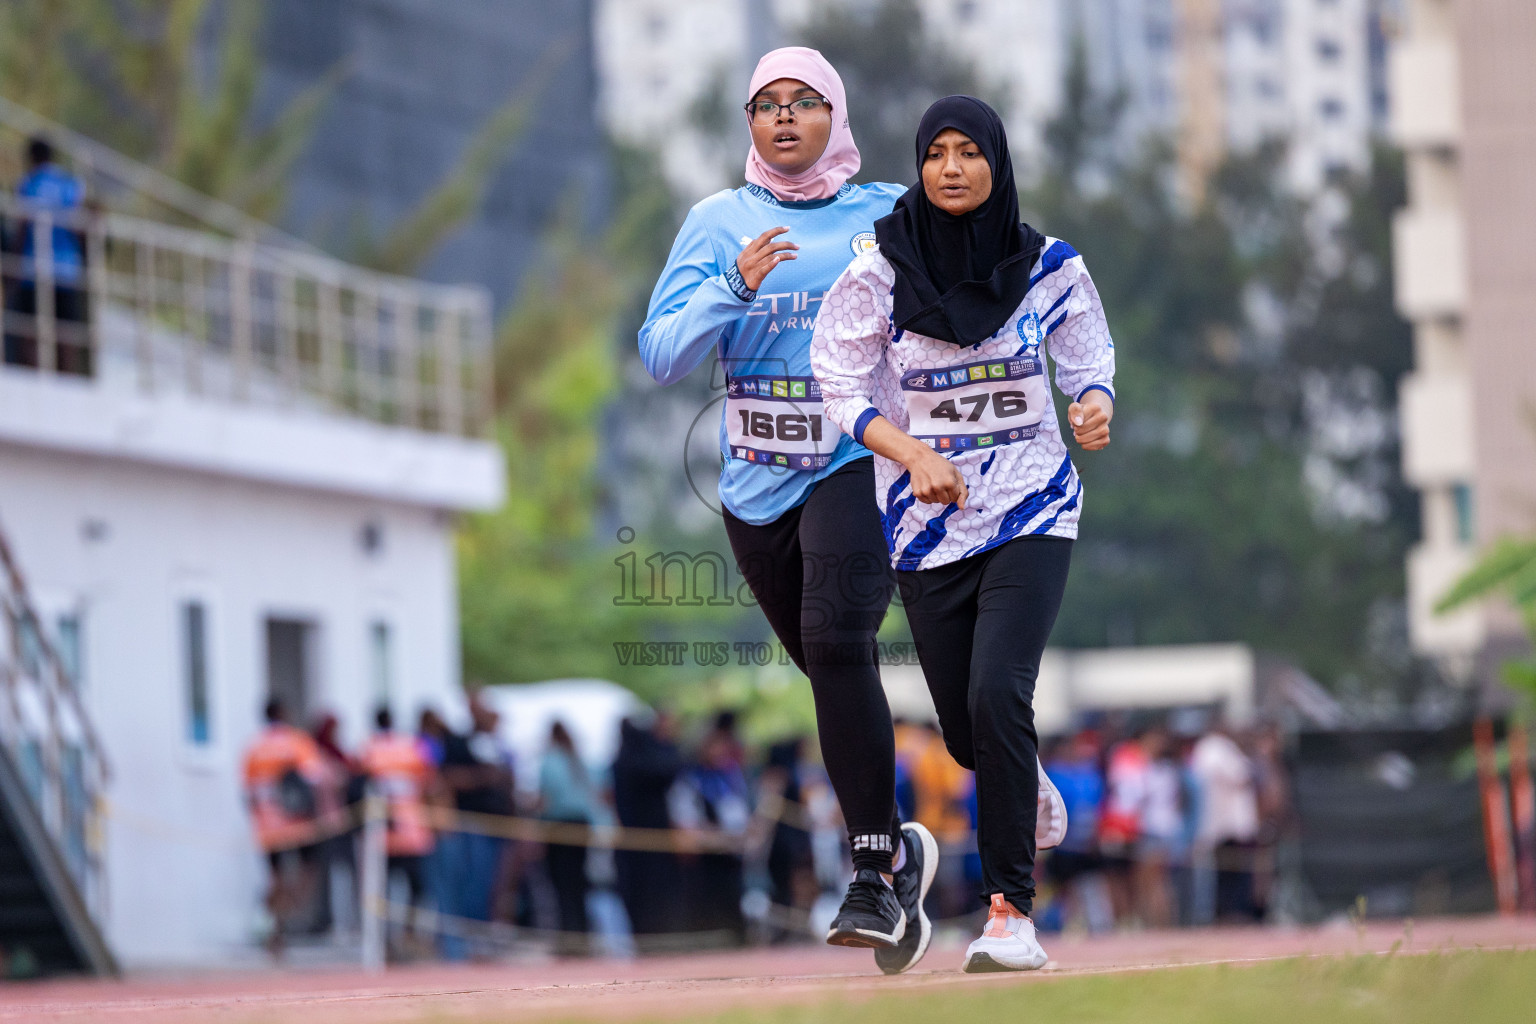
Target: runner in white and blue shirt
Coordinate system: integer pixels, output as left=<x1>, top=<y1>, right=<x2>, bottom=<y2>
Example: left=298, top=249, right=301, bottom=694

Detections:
left=811, top=96, right=1116, bottom=974
left=639, top=47, right=938, bottom=973
left=812, top=235, right=1114, bottom=568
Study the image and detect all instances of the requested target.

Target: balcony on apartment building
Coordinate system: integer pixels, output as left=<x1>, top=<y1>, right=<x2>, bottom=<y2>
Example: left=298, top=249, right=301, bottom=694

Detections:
left=0, top=179, right=501, bottom=512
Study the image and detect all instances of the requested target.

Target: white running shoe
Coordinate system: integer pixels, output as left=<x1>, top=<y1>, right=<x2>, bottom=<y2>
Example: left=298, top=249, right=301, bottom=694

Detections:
left=962, top=893, right=1050, bottom=973
left=1036, top=757, right=1068, bottom=850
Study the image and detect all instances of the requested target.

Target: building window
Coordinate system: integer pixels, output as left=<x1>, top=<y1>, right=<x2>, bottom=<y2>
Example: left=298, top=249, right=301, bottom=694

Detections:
left=1452, top=484, right=1476, bottom=545
left=181, top=602, right=211, bottom=745
left=56, top=612, right=83, bottom=691
left=370, top=620, right=393, bottom=713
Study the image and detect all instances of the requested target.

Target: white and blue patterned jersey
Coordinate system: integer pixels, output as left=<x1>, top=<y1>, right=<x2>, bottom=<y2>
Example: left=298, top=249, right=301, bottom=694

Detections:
left=810, top=239, right=1116, bottom=570
left=639, top=181, right=905, bottom=525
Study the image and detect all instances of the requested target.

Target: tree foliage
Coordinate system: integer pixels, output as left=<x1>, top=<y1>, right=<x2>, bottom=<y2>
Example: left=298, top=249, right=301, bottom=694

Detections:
left=0, top=0, right=524, bottom=273
left=1027, top=56, right=1416, bottom=689
left=0, top=0, right=330, bottom=222
left=1437, top=537, right=1536, bottom=701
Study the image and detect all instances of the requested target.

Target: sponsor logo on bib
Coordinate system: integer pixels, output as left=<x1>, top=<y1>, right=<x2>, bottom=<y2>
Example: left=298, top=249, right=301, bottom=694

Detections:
left=850, top=231, right=877, bottom=256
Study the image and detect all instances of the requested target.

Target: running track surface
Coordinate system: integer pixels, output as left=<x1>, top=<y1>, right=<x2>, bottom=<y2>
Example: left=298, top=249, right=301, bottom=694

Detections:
left=3, top=916, right=1533, bottom=1023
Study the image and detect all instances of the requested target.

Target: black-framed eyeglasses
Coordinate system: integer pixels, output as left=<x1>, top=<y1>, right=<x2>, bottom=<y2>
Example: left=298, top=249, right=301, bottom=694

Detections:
left=743, top=96, right=832, bottom=126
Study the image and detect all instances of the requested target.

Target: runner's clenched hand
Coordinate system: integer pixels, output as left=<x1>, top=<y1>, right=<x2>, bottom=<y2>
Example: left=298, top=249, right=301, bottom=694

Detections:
left=1067, top=392, right=1113, bottom=451
left=736, top=226, right=799, bottom=292
left=909, top=448, right=968, bottom=509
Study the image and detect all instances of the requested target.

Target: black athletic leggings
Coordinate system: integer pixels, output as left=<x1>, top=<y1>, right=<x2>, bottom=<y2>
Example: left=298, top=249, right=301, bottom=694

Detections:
left=897, top=536, right=1073, bottom=914
left=723, top=457, right=901, bottom=869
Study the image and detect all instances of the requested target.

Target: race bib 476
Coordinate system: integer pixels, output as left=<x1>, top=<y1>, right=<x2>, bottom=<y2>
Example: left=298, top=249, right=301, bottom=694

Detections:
left=901, top=356, right=1047, bottom=453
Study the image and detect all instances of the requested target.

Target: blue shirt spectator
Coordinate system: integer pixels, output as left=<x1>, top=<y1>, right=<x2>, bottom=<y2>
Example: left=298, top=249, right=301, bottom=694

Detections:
left=17, top=144, right=85, bottom=287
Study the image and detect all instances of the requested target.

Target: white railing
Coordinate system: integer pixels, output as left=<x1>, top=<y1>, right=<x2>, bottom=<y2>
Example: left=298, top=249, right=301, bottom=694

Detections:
left=0, top=522, right=109, bottom=923
left=1, top=194, right=494, bottom=437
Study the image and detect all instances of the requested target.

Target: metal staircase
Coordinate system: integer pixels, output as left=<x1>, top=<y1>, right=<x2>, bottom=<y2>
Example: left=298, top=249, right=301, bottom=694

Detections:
left=0, top=524, right=115, bottom=977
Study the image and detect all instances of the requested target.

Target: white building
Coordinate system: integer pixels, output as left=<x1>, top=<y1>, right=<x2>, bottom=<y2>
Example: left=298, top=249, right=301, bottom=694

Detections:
left=0, top=154, right=504, bottom=966
left=594, top=0, right=754, bottom=199
left=1390, top=0, right=1536, bottom=670
left=594, top=0, right=1065, bottom=198
left=1069, top=0, right=1378, bottom=194
left=910, top=0, right=1065, bottom=182
left=1226, top=0, right=1375, bottom=192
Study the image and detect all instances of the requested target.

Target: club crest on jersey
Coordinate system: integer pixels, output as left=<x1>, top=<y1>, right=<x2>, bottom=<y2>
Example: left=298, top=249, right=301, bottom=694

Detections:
left=1017, top=310, right=1043, bottom=355
left=850, top=231, right=877, bottom=257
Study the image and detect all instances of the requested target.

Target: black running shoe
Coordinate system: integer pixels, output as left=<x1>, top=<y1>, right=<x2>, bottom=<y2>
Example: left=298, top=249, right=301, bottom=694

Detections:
left=875, top=822, right=938, bottom=974
left=825, top=867, right=905, bottom=948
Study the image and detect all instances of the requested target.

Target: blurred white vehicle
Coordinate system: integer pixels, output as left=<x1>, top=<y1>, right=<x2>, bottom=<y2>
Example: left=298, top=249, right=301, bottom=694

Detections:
left=474, top=679, right=650, bottom=796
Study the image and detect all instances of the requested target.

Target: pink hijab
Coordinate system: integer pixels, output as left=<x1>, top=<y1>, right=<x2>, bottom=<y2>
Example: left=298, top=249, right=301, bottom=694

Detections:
left=744, top=47, right=860, bottom=202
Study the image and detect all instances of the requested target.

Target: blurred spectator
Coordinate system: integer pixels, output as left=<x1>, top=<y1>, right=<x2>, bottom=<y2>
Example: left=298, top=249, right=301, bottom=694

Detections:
left=1250, top=726, right=1291, bottom=920
left=678, top=727, right=751, bottom=945
left=359, top=706, right=438, bottom=951
left=891, top=717, right=925, bottom=823
left=1190, top=721, right=1259, bottom=924
left=1100, top=731, right=1149, bottom=924
left=611, top=713, right=685, bottom=939
left=241, top=699, right=328, bottom=956
left=1041, top=732, right=1114, bottom=934
left=757, top=737, right=817, bottom=939
left=1136, top=728, right=1185, bottom=928
left=417, top=707, right=451, bottom=767
left=437, top=695, right=515, bottom=959
left=704, top=710, right=746, bottom=772
left=309, top=711, right=361, bottom=935
left=3, top=137, right=90, bottom=374
left=539, top=720, right=600, bottom=954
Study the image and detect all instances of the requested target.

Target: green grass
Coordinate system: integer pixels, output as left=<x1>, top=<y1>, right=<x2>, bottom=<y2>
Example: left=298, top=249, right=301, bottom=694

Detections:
left=632, top=951, right=1536, bottom=1024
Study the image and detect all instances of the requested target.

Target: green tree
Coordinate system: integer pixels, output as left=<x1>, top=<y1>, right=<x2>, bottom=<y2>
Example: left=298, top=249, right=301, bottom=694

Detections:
left=0, top=0, right=529, bottom=273
left=455, top=144, right=768, bottom=695
left=1026, top=54, right=1415, bottom=690
left=1437, top=538, right=1536, bottom=702
left=0, top=0, right=330, bottom=222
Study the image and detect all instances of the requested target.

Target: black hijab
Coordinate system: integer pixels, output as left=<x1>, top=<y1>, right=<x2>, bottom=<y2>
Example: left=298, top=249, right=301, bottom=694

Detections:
left=874, top=95, right=1045, bottom=346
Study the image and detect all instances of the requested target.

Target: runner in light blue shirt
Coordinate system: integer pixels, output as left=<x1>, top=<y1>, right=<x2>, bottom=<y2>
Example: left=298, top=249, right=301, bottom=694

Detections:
left=638, top=46, right=937, bottom=973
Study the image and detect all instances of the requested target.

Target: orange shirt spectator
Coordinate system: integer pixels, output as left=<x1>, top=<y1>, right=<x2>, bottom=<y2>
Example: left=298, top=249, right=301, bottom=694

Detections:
left=359, top=722, right=436, bottom=858
left=242, top=716, right=328, bottom=854
left=910, top=725, right=973, bottom=844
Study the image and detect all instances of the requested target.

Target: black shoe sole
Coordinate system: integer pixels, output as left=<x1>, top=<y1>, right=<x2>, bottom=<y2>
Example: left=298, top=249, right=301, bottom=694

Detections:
left=825, top=907, right=905, bottom=949
left=826, top=927, right=897, bottom=949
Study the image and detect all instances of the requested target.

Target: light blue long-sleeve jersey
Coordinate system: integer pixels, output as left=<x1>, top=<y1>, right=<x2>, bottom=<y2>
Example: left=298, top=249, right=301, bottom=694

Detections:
left=639, top=181, right=905, bottom=525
